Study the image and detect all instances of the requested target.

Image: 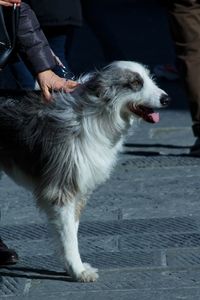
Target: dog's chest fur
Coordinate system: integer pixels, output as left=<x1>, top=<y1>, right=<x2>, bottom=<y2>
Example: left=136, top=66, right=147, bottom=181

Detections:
left=75, top=128, right=123, bottom=193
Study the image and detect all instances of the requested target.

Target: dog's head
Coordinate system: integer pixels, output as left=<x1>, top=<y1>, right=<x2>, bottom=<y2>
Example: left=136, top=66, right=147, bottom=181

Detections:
left=81, top=61, right=170, bottom=124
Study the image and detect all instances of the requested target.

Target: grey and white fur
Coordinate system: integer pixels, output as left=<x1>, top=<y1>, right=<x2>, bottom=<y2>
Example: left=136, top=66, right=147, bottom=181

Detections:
left=0, top=61, right=170, bottom=282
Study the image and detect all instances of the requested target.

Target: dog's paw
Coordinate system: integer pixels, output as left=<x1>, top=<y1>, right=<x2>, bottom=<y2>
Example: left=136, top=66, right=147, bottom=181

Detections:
left=76, top=263, right=99, bottom=282
left=83, top=262, right=98, bottom=273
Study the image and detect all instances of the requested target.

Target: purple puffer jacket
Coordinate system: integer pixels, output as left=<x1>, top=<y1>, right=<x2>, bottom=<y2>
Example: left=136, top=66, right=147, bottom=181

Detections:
left=17, top=2, right=56, bottom=75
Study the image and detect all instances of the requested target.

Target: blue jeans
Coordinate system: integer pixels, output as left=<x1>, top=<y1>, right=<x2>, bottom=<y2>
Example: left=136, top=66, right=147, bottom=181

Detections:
left=5, top=27, right=74, bottom=89
left=10, top=58, right=36, bottom=89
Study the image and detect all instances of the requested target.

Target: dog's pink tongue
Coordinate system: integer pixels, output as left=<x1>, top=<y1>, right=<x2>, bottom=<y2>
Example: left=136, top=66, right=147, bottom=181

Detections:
left=147, top=112, right=160, bottom=123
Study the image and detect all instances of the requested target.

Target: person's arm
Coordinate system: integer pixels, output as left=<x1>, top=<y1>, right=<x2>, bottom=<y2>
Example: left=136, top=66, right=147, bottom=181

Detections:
left=17, top=3, right=56, bottom=76
left=1, top=1, right=78, bottom=101
left=18, top=3, right=78, bottom=101
left=1, top=0, right=50, bottom=72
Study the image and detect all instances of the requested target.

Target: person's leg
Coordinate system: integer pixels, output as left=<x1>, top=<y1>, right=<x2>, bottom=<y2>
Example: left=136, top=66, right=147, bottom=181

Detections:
left=166, top=0, right=200, bottom=139
left=43, top=27, right=73, bottom=79
left=0, top=66, right=19, bottom=89
left=10, top=58, right=35, bottom=90
left=82, top=0, right=124, bottom=63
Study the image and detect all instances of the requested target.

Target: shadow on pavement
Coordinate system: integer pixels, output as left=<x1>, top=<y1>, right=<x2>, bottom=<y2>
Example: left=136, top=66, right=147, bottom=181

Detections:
left=0, top=267, right=73, bottom=282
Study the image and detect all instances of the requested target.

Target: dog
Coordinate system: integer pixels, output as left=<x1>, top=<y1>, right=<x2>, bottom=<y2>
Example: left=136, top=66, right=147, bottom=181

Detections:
left=0, top=61, right=170, bottom=282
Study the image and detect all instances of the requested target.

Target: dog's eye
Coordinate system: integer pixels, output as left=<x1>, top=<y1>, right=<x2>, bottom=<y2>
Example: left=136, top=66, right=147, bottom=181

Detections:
left=133, top=79, right=141, bottom=85
left=130, top=78, right=143, bottom=91
left=123, top=82, right=132, bottom=89
left=123, top=80, right=143, bottom=90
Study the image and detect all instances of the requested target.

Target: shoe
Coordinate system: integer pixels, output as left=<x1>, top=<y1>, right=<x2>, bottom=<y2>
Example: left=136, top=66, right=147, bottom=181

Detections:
left=153, top=64, right=179, bottom=81
left=190, top=137, right=200, bottom=157
left=0, top=238, right=18, bottom=266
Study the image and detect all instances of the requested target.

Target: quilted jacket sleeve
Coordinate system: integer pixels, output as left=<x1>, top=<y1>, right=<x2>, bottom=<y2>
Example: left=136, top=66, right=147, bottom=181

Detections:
left=17, top=2, right=56, bottom=75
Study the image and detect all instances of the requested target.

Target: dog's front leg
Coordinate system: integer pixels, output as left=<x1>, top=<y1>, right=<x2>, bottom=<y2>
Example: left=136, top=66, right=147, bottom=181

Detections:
left=49, top=200, right=98, bottom=282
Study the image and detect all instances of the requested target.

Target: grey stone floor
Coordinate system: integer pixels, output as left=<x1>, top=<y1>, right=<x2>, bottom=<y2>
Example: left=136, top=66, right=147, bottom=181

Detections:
left=1, top=109, right=200, bottom=299
left=1, top=0, right=200, bottom=298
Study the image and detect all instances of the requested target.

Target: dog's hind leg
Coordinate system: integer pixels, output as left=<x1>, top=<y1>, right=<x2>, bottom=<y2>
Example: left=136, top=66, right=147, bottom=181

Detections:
left=48, top=200, right=99, bottom=282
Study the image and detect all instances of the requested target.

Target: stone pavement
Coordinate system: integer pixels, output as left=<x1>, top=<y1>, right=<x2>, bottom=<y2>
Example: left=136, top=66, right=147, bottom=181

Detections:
left=1, top=108, right=200, bottom=300
left=1, top=0, right=200, bottom=298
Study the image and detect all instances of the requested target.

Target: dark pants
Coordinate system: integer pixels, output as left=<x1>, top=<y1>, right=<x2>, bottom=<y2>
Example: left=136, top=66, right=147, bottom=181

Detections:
left=82, top=0, right=125, bottom=63
left=43, top=26, right=74, bottom=77
left=164, top=0, right=200, bottom=136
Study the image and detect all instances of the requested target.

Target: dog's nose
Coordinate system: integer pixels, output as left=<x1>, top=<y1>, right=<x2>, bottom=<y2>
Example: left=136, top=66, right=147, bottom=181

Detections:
left=160, top=94, right=171, bottom=107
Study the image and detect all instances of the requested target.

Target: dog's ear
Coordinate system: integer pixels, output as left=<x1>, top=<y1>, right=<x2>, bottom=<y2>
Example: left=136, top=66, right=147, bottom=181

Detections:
left=83, top=73, right=101, bottom=94
left=83, top=73, right=112, bottom=101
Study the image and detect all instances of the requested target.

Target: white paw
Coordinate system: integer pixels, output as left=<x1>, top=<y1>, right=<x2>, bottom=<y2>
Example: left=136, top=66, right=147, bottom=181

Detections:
left=77, top=263, right=99, bottom=282
left=83, top=262, right=98, bottom=273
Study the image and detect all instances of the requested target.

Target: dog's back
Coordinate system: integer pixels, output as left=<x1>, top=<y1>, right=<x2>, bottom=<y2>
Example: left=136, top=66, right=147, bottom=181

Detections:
left=0, top=89, right=120, bottom=196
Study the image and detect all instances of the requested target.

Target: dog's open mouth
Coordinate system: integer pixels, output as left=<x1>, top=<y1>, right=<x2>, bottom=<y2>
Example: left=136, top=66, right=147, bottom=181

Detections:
left=128, top=103, right=160, bottom=123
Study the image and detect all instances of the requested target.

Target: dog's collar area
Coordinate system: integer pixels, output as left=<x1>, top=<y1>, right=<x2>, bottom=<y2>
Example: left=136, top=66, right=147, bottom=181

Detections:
left=128, top=103, right=160, bottom=123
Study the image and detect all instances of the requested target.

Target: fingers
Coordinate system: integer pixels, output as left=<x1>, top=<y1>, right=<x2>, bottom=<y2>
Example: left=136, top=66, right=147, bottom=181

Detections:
left=0, top=1, right=13, bottom=6
left=53, top=77, right=67, bottom=90
left=40, top=80, right=53, bottom=103
left=66, top=80, right=80, bottom=89
left=0, top=0, right=21, bottom=6
left=37, top=70, right=79, bottom=102
left=51, top=77, right=79, bottom=93
left=42, top=87, right=52, bottom=103
left=47, top=78, right=79, bottom=98
left=64, top=80, right=80, bottom=92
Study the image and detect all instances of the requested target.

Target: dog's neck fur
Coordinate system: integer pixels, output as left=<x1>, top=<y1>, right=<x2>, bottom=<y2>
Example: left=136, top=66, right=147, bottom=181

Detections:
left=70, top=85, right=132, bottom=139
left=67, top=93, right=131, bottom=194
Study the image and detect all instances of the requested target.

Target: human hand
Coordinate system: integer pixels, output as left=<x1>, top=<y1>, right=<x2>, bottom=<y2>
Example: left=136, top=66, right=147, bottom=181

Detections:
left=0, top=0, right=21, bottom=7
left=37, top=70, right=79, bottom=102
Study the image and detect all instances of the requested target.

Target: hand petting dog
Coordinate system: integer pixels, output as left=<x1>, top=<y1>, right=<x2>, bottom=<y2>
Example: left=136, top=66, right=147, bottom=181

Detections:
left=37, top=70, right=79, bottom=102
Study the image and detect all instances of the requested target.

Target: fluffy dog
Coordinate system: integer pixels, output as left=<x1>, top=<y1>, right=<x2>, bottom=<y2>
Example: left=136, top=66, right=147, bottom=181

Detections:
left=0, top=61, right=170, bottom=282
